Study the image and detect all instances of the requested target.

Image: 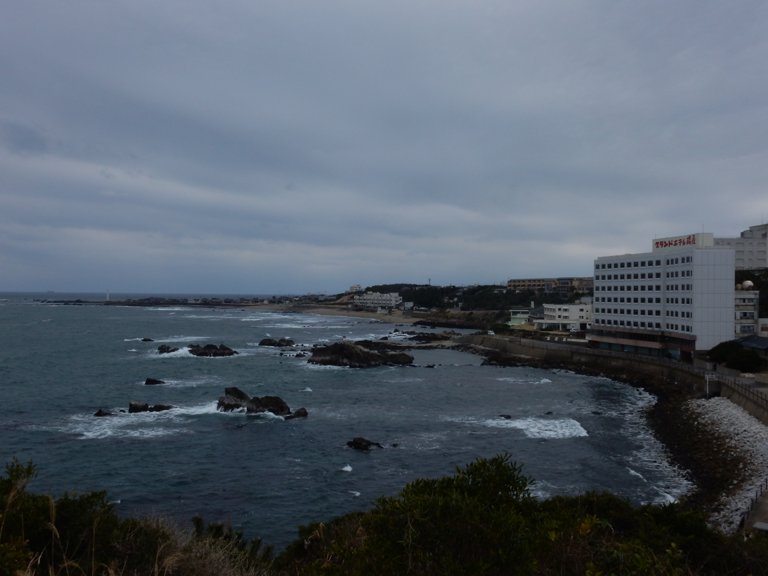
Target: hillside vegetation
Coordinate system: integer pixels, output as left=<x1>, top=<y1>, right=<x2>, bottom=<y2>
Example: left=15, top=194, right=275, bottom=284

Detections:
left=4, top=455, right=768, bottom=575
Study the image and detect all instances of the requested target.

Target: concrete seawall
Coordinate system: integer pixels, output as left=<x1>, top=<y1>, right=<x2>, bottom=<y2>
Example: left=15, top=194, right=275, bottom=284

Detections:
left=457, top=334, right=711, bottom=394
left=458, top=334, right=768, bottom=423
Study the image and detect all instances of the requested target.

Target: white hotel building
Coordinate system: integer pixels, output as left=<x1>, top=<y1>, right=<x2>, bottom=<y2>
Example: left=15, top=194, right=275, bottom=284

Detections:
left=715, top=223, right=768, bottom=270
left=588, top=233, right=735, bottom=360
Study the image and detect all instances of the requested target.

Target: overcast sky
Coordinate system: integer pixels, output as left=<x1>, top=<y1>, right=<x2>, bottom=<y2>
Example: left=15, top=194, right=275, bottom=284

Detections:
left=2, top=1, right=767, bottom=295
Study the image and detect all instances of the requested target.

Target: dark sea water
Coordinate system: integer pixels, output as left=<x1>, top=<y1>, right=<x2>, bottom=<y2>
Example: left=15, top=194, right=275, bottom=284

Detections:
left=0, top=293, right=692, bottom=549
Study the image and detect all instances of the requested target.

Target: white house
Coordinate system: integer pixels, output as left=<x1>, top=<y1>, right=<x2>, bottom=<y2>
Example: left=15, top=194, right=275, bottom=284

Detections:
left=534, top=300, right=592, bottom=332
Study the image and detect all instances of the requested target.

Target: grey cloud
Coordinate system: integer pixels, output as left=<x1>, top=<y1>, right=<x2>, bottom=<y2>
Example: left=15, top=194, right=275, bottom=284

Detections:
left=1, top=121, right=48, bottom=155
left=1, top=1, right=767, bottom=293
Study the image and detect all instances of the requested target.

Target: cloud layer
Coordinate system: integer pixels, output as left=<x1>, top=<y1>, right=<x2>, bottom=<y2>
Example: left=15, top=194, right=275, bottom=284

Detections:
left=2, top=1, right=767, bottom=294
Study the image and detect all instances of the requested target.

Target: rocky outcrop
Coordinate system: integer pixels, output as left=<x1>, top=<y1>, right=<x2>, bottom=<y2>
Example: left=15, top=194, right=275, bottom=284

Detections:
left=347, top=437, right=383, bottom=450
left=94, top=409, right=115, bottom=417
left=286, top=407, right=309, bottom=420
left=128, top=402, right=174, bottom=413
left=308, top=341, right=413, bottom=368
left=157, top=343, right=238, bottom=356
left=144, top=377, right=165, bottom=385
left=188, top=343, right=238, bottom=357
left=216, top=386, right=308, bottom=419
left=259, top=337, right=295, bottom=347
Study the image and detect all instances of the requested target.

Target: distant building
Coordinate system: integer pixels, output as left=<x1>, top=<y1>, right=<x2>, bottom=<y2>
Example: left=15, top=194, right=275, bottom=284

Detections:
left=347, top=284, right=363, bottom=294
left=352, top=291, right=403, bottom=311
left=506, top=276, right=593, bottom=296
left=508, top=305, right=534, bottom=326
left=589, top=232, right=735, bottom=359
left=735, top=287, right=760, bottom=337
left=715, top=223, right=768, bottom=270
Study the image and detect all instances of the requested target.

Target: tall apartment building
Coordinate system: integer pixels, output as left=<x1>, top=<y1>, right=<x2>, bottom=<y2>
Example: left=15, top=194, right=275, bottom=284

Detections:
left=715, top=223, right=768, bottom=269
left=589, top=233, right=735, bottom=359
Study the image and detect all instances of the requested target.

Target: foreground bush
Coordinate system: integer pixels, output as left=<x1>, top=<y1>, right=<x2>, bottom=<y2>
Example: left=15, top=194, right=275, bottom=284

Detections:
left=0, top=459, right=272, bottom=575
left=276, top=454, right=768, bottom=575
left=5, top=455, right=768, bottom=575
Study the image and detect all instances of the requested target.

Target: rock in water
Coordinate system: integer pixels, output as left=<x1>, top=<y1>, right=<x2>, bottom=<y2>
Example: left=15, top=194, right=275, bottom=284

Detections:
left=347, top=437, right=383, bottom=451
left=128, top=402, right=174, bottom=413
left=258, top=337, right=295, bottom=347
left=216, top=387, right=308, bottom=419
left=308, top=341, right=413, bottom=368
left=188, top=343, right=238, bottom=357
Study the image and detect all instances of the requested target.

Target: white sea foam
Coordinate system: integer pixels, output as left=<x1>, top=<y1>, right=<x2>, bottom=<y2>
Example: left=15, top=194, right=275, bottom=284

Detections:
left=178, top=401, right=220, bottom=416
left=495, top=376, right=553, bottom=385
left=349, top=490, right=361, bottom=497
left=62, top=410, right=185, bottom=440
left=154, top=335, right=211, bottom=343
left=304, top=362, right=346, bottom=371
left=149, top=347, right=193, bottom=358
left=154, top=376, right=223, bottom=389
left=341, top=464, right=353, bottom=472
left=250, top=411, right=285, bottom=421
left=627, top=467, right=646, bottom=481
left=483, top=417, right=588, bottom=439
left=400, top=431, right=448, bottom=451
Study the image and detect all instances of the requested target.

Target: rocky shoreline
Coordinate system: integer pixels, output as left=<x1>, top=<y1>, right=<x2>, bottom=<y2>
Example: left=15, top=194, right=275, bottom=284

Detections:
left=456, top=340, right=767, bottom=532
left=685, top=397, right=768, bottom=532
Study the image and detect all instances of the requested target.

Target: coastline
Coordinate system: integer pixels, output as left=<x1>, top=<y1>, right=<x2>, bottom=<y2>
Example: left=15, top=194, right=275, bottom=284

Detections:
left=247, top=302, right=422, bottom=325
left=286, top=304, right=766, bottom=533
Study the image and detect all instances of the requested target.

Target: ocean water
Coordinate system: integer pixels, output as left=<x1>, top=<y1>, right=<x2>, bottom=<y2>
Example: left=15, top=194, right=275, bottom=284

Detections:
left=0, top=294, right=692, bottom=549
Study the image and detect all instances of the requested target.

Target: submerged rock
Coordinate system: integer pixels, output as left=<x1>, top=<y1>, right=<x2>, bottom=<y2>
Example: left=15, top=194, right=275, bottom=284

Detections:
left=157, top=344, right=179, bottom=354
left=128, top=402, right=174, bottom=413
left=144, top=377, right=165, bottom=385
